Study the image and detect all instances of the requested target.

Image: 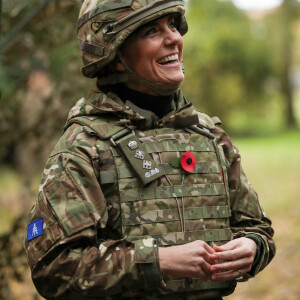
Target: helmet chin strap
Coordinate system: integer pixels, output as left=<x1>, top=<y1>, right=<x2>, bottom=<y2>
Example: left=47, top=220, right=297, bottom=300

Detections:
left=98, top=56, right=182, bottom=96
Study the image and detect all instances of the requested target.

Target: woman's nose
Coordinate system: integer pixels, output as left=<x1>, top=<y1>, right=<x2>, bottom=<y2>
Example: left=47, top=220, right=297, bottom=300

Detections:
left=164, top=28, right=182, bottom=46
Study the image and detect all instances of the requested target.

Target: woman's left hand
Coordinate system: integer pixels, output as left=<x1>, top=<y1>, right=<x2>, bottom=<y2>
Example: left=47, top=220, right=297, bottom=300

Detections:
left=209, top=237, right=257, bottom=281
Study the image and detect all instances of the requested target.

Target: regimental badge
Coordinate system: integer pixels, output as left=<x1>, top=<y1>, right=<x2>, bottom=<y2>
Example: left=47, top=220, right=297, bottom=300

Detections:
left=145, top=168, right=160, bottom=178
left=143, top=160, right=152, bottom=169
left=27, top=218, right=44, bottom=241
left=128, top=141, right=138, bottom=150
left=135, top=150, right=145, bottom=160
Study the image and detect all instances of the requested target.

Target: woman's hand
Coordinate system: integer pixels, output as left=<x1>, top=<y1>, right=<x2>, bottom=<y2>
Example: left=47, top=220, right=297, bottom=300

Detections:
left=158, top=240, right=216, bottom=280
left=209, top=237, right=257, bottom=281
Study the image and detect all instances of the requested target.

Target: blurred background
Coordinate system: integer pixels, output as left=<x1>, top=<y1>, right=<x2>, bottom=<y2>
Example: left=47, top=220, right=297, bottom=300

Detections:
left=0, top=0, right=299, bottom=299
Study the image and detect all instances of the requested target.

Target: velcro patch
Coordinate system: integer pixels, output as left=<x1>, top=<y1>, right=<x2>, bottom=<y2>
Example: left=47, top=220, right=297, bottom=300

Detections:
left=27, top=217, right=44, bottom=241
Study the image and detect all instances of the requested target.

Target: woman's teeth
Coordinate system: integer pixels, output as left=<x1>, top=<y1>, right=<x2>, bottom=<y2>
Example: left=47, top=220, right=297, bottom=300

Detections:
left=158, top=54, right=179, bottom=65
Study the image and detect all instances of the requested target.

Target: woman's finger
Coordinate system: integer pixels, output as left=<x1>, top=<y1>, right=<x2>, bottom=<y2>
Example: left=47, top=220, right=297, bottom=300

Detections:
left=211, top=268, right=245, bottom=282
left=210, top=257, right=251, bottom=274
left=210, top=247, right=244, bottom=262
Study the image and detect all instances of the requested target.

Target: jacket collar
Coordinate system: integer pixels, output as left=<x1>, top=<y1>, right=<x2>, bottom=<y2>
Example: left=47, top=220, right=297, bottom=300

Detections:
left=67, top=88, right=201, bottom=130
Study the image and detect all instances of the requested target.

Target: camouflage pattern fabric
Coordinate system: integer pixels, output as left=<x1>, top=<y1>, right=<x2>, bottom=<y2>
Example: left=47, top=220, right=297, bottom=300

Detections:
left=24, top=88, right=275, bottom=299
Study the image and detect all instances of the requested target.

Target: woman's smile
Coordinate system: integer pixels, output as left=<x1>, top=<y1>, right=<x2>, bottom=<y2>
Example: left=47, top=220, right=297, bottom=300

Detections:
left=157, top=53, right=180, bottom=65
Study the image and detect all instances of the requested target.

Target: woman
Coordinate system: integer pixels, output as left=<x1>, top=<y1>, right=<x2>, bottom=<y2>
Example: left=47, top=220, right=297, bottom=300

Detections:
left=24, top=1, right=275, bottom=299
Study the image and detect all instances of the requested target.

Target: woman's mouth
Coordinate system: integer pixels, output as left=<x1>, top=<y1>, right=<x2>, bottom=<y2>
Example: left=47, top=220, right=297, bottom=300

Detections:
left=157, top=54, right=179, bottom=65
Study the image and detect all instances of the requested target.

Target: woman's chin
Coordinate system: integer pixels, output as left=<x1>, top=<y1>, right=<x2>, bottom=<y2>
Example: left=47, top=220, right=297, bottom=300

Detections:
left=164, top=75, right=184, bottom=85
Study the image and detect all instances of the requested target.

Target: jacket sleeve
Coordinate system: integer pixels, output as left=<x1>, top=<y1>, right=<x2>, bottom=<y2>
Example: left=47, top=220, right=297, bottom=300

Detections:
left=212, top=127, right=276, bottom=278
left=24, top=128, right=164, bottom=299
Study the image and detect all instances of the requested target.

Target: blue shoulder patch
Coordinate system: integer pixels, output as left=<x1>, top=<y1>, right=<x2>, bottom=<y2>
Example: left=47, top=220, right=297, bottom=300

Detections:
left=27, top=217, right=44, bottom=241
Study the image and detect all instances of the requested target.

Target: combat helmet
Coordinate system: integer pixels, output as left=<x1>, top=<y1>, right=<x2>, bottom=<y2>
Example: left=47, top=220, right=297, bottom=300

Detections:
left=77, top=0, right=188, bottom=79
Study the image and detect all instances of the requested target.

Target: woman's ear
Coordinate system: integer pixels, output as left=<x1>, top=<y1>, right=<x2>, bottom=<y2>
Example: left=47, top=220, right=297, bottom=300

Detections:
left=116, top=61, right=126, bottom=72
left=115, top=51, right=126, bottom=71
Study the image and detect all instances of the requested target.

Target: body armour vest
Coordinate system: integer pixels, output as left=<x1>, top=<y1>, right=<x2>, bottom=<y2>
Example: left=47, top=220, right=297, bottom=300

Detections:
left=66, top=112, right=237, bottom=299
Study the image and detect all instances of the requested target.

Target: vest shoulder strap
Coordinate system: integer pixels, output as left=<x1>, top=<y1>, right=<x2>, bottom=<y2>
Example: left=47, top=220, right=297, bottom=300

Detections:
left=195, top=111, right=220, bottom=130
left=64, top=115, right=126, bottom=140
left=184, top=111, right=220, bottom=140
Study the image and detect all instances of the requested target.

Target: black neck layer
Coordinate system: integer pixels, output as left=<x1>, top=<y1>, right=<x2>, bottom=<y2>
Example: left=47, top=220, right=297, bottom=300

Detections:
left=111, top=84, right=173, bottom=119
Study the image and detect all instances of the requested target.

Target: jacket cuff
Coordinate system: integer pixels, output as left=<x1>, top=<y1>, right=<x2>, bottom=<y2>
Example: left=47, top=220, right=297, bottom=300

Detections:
left=233, top=231, right=265, bottom=279
left=134, top=238, right=165, bottom=288
left=244, top=233, right=264, bottom=277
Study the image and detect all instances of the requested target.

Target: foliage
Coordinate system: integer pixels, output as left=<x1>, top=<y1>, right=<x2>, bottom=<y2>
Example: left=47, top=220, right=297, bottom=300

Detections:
left=182, top=0, right=274, bottom=130
left=0, top=0, right=87, bottom=169
left=0, top=0, right=299, bottom=168
left=263, top=0, right=300, bottom=128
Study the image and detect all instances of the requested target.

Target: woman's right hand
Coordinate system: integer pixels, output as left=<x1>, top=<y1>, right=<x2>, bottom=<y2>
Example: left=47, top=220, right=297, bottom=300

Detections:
left=158, top=241, right=216, bottom=280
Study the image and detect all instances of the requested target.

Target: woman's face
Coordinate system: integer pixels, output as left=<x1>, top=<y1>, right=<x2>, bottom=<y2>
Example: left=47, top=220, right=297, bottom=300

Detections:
left=119, top=14, right=184, bottom=94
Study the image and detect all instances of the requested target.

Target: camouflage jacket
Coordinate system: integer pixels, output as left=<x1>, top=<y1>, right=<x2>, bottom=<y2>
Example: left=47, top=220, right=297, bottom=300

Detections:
left=24, top=89, right=275, bottom=300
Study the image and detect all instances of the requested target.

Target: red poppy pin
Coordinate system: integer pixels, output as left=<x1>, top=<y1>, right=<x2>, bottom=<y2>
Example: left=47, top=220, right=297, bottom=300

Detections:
left=181, top=151, right=196, bottom=172
left=169, top=151, right=197, bottom=172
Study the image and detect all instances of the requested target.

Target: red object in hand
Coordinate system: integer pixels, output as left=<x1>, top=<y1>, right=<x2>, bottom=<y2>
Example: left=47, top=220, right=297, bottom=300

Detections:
left=181, top=151, right=196, bottom=172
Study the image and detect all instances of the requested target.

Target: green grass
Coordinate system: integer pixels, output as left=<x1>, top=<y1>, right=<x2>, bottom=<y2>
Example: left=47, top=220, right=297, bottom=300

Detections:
left=226, top=130, right=300, bottom=300
left=234, top=130, right=300, bottom=216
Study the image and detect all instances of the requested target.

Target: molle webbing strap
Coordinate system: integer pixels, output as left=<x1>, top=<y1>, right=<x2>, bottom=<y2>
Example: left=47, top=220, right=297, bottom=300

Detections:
left=212, top=139, right=230, bottom=199
left=145, top=139, right=214, bottom=153
left=120, top=183, right=226, bottom=202
left=111, top=140, right=215, bottom=156
left=122, top=205, right=231, bottom=226
left=188, top=125, right=215, bottom=140
left=78, top=38, right=104, bottom=56
left=117, top=161, right=220, bottom=179
left=110, top=128, right=133, bottom=144
left=127, top=228, right=232, bottom=245
left=164, top=114, right=200, bottom=129
left=116, top=136, right=165, bottom=185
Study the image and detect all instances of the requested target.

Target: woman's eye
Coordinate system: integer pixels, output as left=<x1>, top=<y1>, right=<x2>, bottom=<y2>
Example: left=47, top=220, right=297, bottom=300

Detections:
left=169, top=22, right=178, bottom=30
left=145, top=27, right=156, bottom=36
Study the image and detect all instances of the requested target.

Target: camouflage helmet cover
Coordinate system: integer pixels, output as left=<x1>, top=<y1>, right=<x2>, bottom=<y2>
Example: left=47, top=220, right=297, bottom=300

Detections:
left=77, top=0, right=188, bottom=78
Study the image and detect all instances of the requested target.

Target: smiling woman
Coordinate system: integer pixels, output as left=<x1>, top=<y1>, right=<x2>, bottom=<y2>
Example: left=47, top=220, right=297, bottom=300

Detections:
left=116, top=14, right=184, bottom=95
left=24, top=1, right=275, bottom=299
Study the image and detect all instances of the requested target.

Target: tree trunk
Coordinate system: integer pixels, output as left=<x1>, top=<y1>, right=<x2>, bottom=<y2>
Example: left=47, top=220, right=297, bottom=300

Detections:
left=0, top=0, right=2, bottom=36
left=282, top=50, right=297, bottom=128
left=281, top=0, right=298, bottom=129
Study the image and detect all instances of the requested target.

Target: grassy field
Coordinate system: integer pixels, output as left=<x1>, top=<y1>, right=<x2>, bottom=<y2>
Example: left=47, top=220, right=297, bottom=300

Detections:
left=226, top=131, right=300, bottom=300
left=0, top=131, right=299, bottom=299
